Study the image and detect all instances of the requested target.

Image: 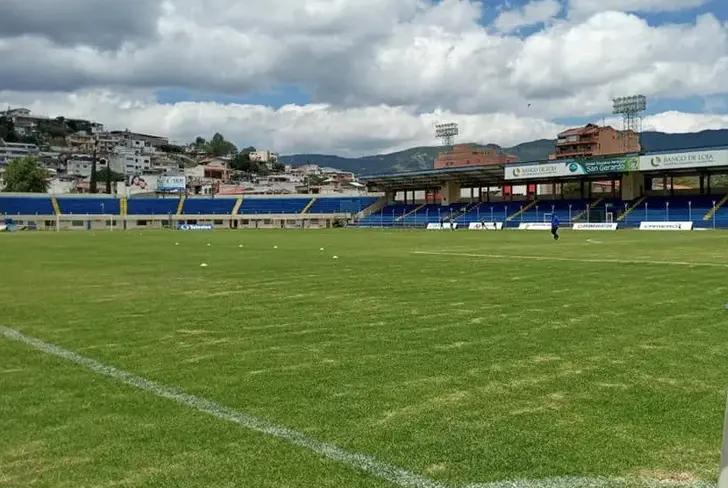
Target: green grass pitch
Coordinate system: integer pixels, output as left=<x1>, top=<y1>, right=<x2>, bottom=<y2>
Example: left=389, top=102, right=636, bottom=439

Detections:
left=1, top=229, right=727, bottom=487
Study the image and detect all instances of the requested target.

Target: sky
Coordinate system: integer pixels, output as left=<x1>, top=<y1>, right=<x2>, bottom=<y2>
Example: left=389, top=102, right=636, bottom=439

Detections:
left=0, top=0, right=726, bottom=157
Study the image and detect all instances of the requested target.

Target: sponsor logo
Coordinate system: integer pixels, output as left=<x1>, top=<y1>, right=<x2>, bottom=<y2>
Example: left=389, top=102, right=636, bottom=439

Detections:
left=651, top=157, right=661, bottom=168
left=178, top=224, right=214, bottom=231
left=568, top=163, right=579, bottom=173
left=639, top=221, right=693, bottom=231
left=512, top=167, right=522, bottom=177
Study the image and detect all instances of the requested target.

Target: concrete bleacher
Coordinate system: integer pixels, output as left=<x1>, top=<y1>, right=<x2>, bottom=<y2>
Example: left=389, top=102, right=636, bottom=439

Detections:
left=239, top=198, right=311, bottom=214
left=184, top=197, right=237, bottom=215
left=0, top=195, right=54, bottom=215
left=622, top=195, right=723, bottom=228
left=308, top=197, right=379, bottom=214
left=127, top=197, right=180, bottom=215
left=57, top=197, right=120, bottom=215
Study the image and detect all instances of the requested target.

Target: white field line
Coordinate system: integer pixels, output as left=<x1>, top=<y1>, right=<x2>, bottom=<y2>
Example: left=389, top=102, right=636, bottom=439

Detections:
left=0, top=326, right=716, bottom=488
left=412, top=251, right=728, bottom=269
left=0, top=326, right=445, bottom=488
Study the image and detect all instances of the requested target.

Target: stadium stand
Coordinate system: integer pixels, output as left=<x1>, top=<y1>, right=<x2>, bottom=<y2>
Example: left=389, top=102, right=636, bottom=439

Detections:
left=621, top=195, right=719, bottom=227
left=127, top=198, right=180, bottom=215
left=184, top=197, right=237, bottom=215
left=239, top=198, right=312, bottom=214
left=307, top=197, right=379, bottom=214
left=57, top=197, right=120, bottom=215
left=0, top=195, right=54, bottom=215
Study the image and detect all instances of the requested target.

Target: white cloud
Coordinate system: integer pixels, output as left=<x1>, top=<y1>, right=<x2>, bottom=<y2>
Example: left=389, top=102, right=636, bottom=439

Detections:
left=568, top=0, right=709, bottom=19
left=642, top=111, right=728, bottom=133
left=0, top=89, right=564, bottom=156
left=494, top=0, right=562, bottom=33
left=0, top=0, right=726, bottom=156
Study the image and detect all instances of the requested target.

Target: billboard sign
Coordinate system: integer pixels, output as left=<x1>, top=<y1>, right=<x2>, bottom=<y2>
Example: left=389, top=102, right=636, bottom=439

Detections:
left=572, top=223, right=619, bottom=231
left=639, top=149, right=728, bottom=171
left=126, top=174, right=158, bottom=196
left=506, top=156, right=639, bottom=180
left=158, top=175, right=186, bottom=193
left=178, top=223, right=214, bottom=231
left=468, top=222, right=503, bottom=230
left=639, top=221, right=693, bottom=231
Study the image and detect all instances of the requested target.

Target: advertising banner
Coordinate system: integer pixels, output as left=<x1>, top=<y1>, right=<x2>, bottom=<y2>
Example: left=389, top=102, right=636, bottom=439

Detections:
left=127, top=175, right=158, bottom=196
left=518, top=223, right=554, bottom=230
left=572, top=223, right=619, bottom=231
left=158, top=175, right=187, bottom=193
left=506, top=156, right=639, bottom=180
left=178, top=224, right=214, bottom=231
left=639, top=222, right=693, bottom=231
left=639, top=149, right=728, bottom=171
left=468, top=222, right=503, bottom=230
left=426, top=223, right=458, bottom=230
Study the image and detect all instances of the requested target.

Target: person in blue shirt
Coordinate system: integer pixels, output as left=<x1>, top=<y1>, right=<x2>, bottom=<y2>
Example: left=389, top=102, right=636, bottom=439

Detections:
left=551, top=214, right=560, bottom=240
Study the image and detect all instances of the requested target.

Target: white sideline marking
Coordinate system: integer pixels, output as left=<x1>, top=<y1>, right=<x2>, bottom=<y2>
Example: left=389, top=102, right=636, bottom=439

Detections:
left=412, top=251, right=728, bottom=269
left=0, top=326, right=445, bottom=488
left=0, top=326, right=716, bottom=488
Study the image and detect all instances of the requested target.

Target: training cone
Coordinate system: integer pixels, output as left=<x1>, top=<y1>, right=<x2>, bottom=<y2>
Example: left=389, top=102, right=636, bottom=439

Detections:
left=238, top=244, right=243, bottom=248
left=333, top=255, right=339, bottom=260
left=274, top=245, right=278, bottom=249
left=320, top=248, right=325, bottom=251
left=200, top=263, right=208, bottom=268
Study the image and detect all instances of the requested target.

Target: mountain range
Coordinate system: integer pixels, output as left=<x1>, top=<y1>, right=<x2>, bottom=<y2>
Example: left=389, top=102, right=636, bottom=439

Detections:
left=280, top=129, right=728, bottom=175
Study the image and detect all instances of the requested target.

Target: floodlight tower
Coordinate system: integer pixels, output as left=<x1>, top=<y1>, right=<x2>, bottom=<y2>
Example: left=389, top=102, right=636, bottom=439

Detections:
left=612, top=95, right=647, bottom=133
left=435, top=122, right=459, bottom=148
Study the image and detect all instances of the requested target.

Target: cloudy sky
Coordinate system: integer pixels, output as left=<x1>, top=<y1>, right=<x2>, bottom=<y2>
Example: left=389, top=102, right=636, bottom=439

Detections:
left=0, top=0, right=726, bottom=156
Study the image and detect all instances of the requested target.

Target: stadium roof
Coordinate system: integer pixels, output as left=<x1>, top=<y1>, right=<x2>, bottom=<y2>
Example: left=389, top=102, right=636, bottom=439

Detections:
left=360, top=165, right=505, bottom=190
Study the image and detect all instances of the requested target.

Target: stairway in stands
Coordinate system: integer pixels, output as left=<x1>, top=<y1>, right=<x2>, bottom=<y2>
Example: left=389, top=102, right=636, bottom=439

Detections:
left=506, top=200, right=536, bottom=221
left=395, top=203, right=426, bottom=222
left=176, top=195, right=186, bottom=215
left=300, top=197, right=317, bottom=215
left=572, top=197, right=604, bottom=222
left=51, top=196, right=61, bottom=215
left=617, top=196, right=646, bottom=221
left=703, top=194, right=728, bottom=221
left=232, top=196, right=244, bottom=215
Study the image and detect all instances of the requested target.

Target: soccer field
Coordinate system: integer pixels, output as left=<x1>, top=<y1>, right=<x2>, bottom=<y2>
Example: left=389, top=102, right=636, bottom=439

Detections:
left=2, top=229, right=727, bottom=488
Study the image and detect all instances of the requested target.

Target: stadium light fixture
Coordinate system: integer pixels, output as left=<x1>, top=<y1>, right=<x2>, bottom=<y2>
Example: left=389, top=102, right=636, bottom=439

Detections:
left=612, top=95, right=647, bottom=133
left=435, top=122, right=459, bottom=147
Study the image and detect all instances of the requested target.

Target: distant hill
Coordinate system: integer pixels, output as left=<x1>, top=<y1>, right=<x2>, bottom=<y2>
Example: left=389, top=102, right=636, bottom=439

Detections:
left=280, top=129, right=727, bottom=175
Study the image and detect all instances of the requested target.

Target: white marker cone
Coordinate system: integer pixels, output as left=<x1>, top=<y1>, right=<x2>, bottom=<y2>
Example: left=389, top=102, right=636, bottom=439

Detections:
left=200, top=263, right=208, bottom=268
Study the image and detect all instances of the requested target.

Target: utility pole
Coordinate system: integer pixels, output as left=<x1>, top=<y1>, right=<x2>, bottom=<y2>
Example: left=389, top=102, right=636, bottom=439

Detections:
left=90, top=139, right=98, bottom=194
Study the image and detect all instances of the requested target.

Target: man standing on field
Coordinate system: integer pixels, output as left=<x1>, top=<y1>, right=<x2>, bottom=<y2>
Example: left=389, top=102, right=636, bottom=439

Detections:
left=551, top=214, right=560, bottom=240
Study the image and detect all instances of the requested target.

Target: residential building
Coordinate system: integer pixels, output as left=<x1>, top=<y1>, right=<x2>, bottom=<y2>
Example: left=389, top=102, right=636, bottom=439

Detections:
left=0, top=140, right=40, bottom=165
left=434, top=144, right=517, bottom=169
left=249, top=150, right=279, bottom=165
left=110, top=130, right=169, bottom=149
left=66, top=155, right=108, bottom=177
left=550, top=124, right=640, bottom=160
left=109, top=148, right=152, bottom=175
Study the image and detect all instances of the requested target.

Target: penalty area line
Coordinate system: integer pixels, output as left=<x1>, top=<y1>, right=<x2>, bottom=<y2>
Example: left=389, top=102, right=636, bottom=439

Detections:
left=0, top=326, right=446, bottom=488
left=412, top=251, right=728, bottom=269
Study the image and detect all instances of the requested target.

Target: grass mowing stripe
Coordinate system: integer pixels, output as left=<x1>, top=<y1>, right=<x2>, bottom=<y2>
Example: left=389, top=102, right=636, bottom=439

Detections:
left=412, top=251, right=728, bottom=269
left=0, top=326, right=446, bottom=488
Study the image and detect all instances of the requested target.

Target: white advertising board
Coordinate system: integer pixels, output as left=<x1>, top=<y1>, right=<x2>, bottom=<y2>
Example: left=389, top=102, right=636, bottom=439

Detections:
left=572, top=223, right=618, bottom=231
left=518, top=223, right=554, bottom=230
left=468, top=222, right=503, bottom=230
left=640, top=149, right=728, bottom=171
left=639, top=221, right=693, bottom=231
left=427, top=223, right=458, bottom=230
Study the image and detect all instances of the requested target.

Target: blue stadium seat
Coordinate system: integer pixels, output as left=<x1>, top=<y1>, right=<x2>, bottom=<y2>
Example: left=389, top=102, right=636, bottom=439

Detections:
left=308, top=197, right=379, bottom=214
left=57, top=197, right=120, bottom=215
left=239, top=198, right=311, bottom=214
left=0, top=196, right=54, bottom=215
left=128, top=198, right=179, bottom=215
left=184, top=198, right=236, bottom=215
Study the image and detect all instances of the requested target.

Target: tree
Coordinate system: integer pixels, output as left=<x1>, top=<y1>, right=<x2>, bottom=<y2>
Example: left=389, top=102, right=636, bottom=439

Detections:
left=231, top=152, right=253, bottom=172
left=208, top=132, right=238, bottom=157
left=3, top=157, right=49, bottom=193
left=194, top=136, right=207, bottom=147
